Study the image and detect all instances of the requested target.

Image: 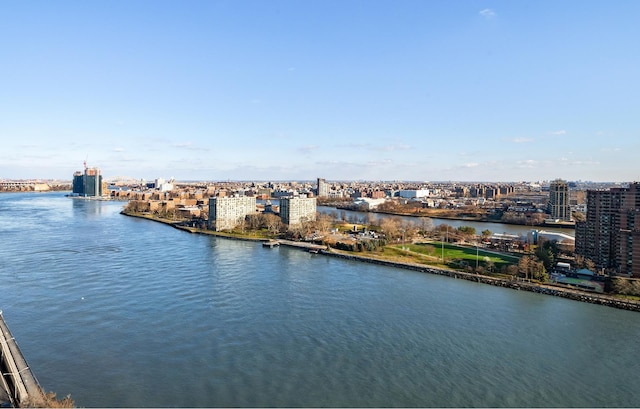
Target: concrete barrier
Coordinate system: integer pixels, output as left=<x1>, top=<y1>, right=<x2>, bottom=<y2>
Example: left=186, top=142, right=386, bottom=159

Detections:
left=0, top=311, right=44, bottom=407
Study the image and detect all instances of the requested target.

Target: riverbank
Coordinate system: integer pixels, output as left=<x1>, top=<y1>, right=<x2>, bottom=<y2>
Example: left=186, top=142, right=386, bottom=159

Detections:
left=120, top=211, right=638, bottom=313
left=330, top=205, right=576, bottom=230
left=321, top=251, right=640, bottom=312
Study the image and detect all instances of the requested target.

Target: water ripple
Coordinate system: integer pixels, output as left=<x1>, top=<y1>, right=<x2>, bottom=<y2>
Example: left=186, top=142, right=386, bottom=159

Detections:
left=0, top=193, right=639, bottom=407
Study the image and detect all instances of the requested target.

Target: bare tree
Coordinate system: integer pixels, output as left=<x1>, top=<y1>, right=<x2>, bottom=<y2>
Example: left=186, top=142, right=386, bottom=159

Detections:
left=518, top=256, right=532, bottom=280
left=419, top=217, right=433, bottom=235
left=246, top=214, right=262, bottom=231
left=316, top=213, right=334, bottom=233
left=264, top=214, right=282, bottom=235
left=237, top=216, right=246, bottom=233
left=400, top=219, right=419, bottom=242
left=380, top=217, right=402, bottom=242
left=300, top=218, right=315, bottom=237
left=366, top=212, right=377, bottom=227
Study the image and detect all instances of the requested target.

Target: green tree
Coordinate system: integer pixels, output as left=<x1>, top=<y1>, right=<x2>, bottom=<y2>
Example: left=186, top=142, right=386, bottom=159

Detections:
left=457, top=226, right=476, bottom=236
left=519, top=255, right=548, bottom=282
left=530, top=259, right=548, bottom=282
left=534, top=245, right=555, bottom=269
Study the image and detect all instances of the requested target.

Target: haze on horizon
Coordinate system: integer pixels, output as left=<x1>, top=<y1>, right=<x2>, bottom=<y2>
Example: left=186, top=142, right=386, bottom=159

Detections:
left=1, top=1, right=638, bottom=183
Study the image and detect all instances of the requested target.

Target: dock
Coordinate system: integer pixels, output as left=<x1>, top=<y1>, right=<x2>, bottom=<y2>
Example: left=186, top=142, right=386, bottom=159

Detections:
left=262, top=240, right=280, bottom=248
left=262, top=239, right=326, bottom=253
left=275, top=240, right=326, bottom=253
left=0, top=311, right=44, bottom=407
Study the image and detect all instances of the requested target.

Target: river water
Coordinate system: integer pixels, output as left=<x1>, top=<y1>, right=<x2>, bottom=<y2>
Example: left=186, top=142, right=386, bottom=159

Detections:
left=317, top=206, right=575, bottom=237
left=0, top=192, right=637, bottom=407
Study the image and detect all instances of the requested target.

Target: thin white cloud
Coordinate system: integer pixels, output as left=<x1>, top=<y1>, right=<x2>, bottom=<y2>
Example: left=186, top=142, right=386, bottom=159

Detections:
left=298, top=145, right=319, bottom=154
left=335, top=142, right=410, bottom=152
left=336, top=143, right=371, bottom=149
left=172, top=142, right=206, bottom=151
left=549, top=130, right=567, bottom=135
left=517, top=159, right=538, bottom=168
left=571, top=160, right=600, bottom=166
left=479, top=8, right=496, bottom=18
left=377, top=144, right=411, bottom=152
left=510, top=137, right=533, bottom=143
left=367, top=159, right=393, bottom=166
left=465, top=163, right=479, bottom=168
left=114, top=147, right=125, bottom=152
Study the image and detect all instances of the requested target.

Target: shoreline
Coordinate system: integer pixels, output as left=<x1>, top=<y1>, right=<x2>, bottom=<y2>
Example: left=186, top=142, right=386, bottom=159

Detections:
left=121, top=211, right=639, bottom=313
left=326, top=205, right=576, bottom=230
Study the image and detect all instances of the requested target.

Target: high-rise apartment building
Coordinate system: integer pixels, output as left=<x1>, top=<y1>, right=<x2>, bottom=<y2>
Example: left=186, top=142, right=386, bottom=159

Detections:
left=575, top=183, right=640, bottom=277
left=548, top=179, right=571, bottom=221
left=208, top=196, right=256, bottom=231
left=317, top=178, right=329, bottom=198
left=72, top=167, right=103, bottom=197
left=279, top=196, right=317, bottom=226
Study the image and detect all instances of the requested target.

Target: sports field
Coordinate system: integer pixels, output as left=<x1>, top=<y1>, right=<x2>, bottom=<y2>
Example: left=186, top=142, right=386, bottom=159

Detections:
left=388, top=241, right=520, bottom=270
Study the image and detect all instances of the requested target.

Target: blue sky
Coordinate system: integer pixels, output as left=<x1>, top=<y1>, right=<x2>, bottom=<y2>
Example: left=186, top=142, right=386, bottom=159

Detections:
left=1, top=0, right=639, bottom=182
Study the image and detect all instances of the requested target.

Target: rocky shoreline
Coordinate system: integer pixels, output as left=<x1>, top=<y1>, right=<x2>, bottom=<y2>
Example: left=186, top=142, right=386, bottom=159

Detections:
left=122, top=211, right=639, bottom=313
left=321, top=251, right=640, bottom=312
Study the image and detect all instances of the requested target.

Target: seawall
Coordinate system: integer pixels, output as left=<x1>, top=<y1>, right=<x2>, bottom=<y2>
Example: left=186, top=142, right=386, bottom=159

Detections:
left=0, top=311, right=44, bottom=407
left=321, top=251, right=640, bottom=313
left=121, top=212, right=640, bottom=313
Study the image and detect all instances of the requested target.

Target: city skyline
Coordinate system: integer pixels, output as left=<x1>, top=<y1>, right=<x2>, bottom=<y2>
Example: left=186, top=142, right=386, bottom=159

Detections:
left=1, top=1, right=639, bottom=182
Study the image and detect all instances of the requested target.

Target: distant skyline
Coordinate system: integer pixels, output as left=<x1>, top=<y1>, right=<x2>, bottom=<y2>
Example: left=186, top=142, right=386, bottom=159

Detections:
left=1, top=1, right=639, bottom=182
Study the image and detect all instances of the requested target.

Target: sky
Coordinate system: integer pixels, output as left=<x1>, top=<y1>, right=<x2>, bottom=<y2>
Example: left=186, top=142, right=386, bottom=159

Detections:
left=1, top=0, right=639, bottom=182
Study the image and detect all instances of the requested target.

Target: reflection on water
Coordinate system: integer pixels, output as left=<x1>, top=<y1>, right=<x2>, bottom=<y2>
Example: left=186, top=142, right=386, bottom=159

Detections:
left=0, top=192, right=636, bottom=407
left=318, top=205, right=575, bottom=237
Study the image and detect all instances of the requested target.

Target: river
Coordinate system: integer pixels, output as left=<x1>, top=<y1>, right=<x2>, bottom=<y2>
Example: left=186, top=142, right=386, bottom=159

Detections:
left=317, top=206, right=575, bottom=237
left=0, top=192, right=637, bottom=407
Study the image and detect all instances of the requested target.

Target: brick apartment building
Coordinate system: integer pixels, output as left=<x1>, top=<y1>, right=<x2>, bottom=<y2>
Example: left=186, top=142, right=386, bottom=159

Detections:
left=576, top=182, right=640, bottom=277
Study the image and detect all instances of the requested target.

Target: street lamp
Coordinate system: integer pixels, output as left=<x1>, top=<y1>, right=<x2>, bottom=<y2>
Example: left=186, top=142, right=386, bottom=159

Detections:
left=441, top=225, right=448, bottom=262
left=402, top=229, right=405, bottom=250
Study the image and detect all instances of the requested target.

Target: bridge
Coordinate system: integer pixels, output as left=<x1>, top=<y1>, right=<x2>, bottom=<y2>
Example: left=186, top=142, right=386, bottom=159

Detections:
left=0, top=181, right=51, bottom=192
left=0, top=311, right=44, bottom=407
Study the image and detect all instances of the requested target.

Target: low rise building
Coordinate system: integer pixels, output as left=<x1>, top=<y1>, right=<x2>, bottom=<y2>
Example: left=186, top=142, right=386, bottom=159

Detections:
left=398, top=189, right=429, bottom=199
left=352, top=197, right=386, bottom=210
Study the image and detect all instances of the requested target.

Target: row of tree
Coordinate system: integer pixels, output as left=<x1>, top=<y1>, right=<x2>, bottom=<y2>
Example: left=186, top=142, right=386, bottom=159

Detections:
left=126, top=201, right=589, bottom=285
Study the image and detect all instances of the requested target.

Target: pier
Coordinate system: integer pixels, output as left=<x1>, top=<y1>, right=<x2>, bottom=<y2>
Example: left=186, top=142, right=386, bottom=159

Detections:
left=0, top=311, right=44, bottom=407
left=265, top=239, right=326, bottom=252
left=262, top=240, right=280, bottom=248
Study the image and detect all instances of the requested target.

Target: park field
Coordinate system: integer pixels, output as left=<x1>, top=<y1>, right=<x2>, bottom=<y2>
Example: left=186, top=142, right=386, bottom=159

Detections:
left=382, top=241, right=521, bottom=272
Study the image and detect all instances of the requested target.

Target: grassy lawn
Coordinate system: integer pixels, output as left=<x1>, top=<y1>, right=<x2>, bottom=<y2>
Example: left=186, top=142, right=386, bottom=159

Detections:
left=388, top=241, right=520, bottom=270
left=374, top=245, right=449, bottom=268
